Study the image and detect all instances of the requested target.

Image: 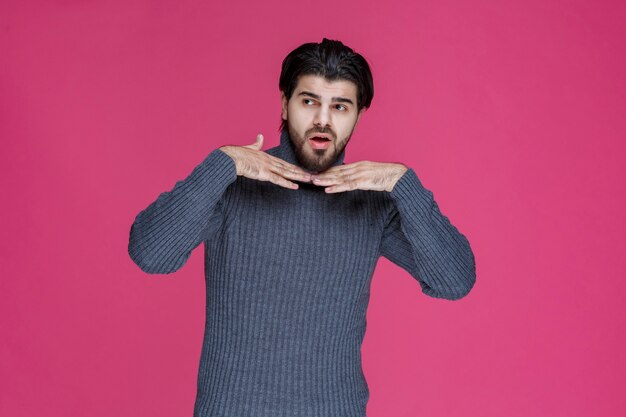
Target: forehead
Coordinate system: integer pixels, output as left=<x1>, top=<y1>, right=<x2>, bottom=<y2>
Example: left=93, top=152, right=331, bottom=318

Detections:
left=294, top=74, right=357, bottom=101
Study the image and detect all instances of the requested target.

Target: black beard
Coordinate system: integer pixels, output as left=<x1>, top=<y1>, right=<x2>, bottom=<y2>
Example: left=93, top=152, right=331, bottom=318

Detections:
left=286, top=125, right=353, bottom=173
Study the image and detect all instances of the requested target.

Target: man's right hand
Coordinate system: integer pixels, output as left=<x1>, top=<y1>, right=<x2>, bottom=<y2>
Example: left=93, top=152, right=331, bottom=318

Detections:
left=219, top=134, right=312, bottom=190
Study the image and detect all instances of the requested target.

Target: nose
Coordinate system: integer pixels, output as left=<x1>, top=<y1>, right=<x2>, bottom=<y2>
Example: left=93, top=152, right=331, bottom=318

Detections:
left=313, top=106, right=331, bottom=129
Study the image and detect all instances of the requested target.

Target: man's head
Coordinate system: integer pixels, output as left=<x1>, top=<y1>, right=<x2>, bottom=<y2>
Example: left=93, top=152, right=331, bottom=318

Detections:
left=278, top=38, right=374, bottom=173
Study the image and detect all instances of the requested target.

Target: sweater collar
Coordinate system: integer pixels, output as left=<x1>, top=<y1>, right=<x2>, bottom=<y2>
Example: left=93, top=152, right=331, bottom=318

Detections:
left=275, top=128, right=346, bottom=172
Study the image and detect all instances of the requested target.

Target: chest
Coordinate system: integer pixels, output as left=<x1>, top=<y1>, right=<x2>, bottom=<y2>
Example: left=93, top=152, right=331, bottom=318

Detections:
left=218, top=179, right=387, bottom=275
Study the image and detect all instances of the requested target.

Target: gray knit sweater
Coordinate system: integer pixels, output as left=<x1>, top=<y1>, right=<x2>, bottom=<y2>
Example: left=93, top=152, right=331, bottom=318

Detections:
left=128, top=129, right=476, bottom=417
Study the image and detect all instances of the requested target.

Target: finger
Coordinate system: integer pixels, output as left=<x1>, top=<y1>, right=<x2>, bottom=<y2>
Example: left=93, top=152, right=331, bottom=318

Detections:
left=254, top=134, right=263, bottom=149
left=319, top=161, right=364, bottom=173
left=271, top=163, right=311, bottom=182
left=313, top=165, right=360, bottom=179
left=312, top=171, right=352, bottom=185
left=267, top=157, right=312, bottom=181
left=312, top=175, right=342, bottom=186
left=244, top=134, right=264, bottom=150
left=324, top=179, right=360, bottom=193
left=323, top=172, right=374, bottom=192
left=326, top=174, right=389, bottom=193
left=267, top=172, right=300, bottom=190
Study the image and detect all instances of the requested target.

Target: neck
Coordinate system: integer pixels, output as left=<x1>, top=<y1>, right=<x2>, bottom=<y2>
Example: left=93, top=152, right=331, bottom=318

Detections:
left=275, top=128, right=346, bottom=171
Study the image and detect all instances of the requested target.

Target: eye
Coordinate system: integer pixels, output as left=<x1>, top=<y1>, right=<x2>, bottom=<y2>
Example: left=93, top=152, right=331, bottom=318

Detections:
left=303, top=99, right=315, bottom=106
left=335, top=104, right=347, bottom=111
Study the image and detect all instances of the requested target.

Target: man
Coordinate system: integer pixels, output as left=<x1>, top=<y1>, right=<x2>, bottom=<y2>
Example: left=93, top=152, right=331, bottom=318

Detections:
left=128, top=38, right=476, bottom=417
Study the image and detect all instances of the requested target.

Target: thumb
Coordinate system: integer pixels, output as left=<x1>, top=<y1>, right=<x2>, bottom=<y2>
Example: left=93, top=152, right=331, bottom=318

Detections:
left=248, top=133, right=263, bottom=150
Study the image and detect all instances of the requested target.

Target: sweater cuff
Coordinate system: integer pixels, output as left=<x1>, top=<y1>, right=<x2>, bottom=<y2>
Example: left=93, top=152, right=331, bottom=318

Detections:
left=388, top=168, right=434, bottom=215
left=189, top=148, right=238, bottom=201
left=204, top=147, right=237, bottom=179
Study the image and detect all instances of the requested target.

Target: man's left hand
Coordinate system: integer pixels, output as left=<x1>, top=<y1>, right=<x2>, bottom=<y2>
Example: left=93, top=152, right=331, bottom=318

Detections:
left=310, top=161, right=409, bottom=193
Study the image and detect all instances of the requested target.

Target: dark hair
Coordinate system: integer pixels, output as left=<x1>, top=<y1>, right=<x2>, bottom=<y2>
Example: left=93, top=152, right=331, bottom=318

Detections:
left=278, top=38, right=374, bottom=132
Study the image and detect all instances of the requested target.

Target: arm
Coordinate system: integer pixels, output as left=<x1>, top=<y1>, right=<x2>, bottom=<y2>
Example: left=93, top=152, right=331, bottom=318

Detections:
left=380, top=168, right=476, bottom=300
left=128, top=148, right=237, bottom=274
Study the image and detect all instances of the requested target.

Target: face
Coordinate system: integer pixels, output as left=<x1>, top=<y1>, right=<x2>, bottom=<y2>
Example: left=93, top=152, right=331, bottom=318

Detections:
left=281, top=74, right=364, bottom=173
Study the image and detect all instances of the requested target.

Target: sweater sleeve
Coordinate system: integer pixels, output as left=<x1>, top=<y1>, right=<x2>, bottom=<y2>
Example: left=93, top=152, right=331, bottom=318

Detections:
left=128, top=148, right=237, bottom=274
left=379, top=168, right=476, bottom=300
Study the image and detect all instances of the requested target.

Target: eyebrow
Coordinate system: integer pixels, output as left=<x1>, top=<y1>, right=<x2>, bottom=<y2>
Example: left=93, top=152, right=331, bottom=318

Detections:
left=297, top=91, right=354, bottom=106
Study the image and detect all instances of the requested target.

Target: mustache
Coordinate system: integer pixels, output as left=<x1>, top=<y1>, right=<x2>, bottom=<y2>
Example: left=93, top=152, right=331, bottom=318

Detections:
left=306, top=128, right=336, bottom=140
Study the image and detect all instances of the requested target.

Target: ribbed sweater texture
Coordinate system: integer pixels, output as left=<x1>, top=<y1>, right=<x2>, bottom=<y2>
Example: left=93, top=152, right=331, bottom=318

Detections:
left=128, top=129, right=476, bottom=417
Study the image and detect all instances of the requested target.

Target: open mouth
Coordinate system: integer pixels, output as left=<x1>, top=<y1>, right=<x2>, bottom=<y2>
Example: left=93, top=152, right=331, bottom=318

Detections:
left=308, top=136, right=332, bottom=149
left=310, top=136, right=331, bottom=143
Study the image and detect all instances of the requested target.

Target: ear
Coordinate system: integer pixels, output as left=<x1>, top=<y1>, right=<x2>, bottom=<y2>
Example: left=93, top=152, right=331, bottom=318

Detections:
left=280, top=91, right=288, bottom=120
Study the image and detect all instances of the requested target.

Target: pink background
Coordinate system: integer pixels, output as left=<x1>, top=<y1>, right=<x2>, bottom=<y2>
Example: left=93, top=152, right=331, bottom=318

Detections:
left=2, top=1, right=625, bottom=416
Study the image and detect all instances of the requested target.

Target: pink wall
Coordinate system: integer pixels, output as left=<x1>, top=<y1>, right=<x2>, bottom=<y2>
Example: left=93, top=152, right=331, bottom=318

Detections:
left=2, top=1, right=625, bottom=416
